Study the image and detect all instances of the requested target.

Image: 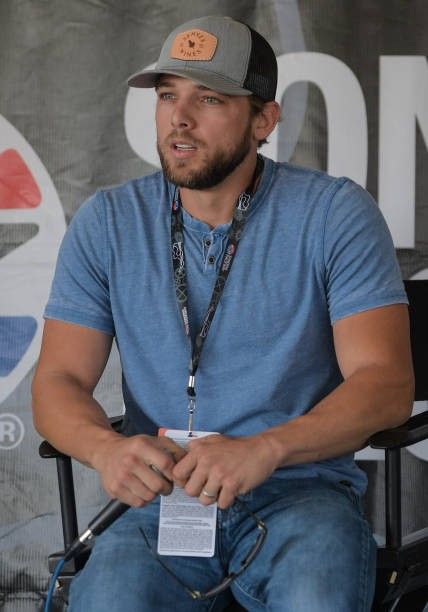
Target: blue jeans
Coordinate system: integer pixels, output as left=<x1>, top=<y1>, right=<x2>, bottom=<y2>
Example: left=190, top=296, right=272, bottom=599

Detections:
left=69, top=477, right=376, bottom=611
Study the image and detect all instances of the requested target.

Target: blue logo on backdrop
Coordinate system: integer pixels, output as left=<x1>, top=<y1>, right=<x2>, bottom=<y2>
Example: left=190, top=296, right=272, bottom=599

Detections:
left=0, top=317, right=37, bottom=376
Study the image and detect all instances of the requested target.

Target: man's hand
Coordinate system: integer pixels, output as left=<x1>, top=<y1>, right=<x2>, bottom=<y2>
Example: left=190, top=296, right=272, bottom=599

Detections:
left=172, top=434, right=278, bottom=509
left=92, top=434, right=187, bottom=507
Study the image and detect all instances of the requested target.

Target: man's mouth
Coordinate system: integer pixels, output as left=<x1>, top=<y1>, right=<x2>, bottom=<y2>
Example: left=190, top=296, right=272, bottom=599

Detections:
left=173, top=142, right=197, bottom=151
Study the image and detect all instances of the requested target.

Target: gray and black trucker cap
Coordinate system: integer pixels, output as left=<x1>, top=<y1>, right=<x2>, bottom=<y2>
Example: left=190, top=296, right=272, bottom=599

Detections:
left=128, top=15, right=277, bottom=102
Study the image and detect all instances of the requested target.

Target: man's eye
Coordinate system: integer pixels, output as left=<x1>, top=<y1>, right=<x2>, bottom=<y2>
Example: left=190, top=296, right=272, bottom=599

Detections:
left=158, top=92, right=175, bottom=101
left=202, top=96, right=221, bottom=105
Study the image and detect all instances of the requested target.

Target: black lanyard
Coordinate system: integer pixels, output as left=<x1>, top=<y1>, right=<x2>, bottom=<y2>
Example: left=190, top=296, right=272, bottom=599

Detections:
left=170, top=155, right=264, bottom=433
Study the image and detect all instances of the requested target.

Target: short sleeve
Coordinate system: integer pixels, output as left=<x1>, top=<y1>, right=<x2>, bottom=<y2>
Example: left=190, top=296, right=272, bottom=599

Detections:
left=323, top=179, right=407, bottom=323
left=44, top=191, right=114, bottom=335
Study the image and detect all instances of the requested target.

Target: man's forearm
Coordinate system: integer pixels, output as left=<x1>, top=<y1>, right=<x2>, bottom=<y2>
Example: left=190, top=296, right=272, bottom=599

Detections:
left=32, top=372, right=122, bottom=468
left=260, top=364, right=414, bottom=469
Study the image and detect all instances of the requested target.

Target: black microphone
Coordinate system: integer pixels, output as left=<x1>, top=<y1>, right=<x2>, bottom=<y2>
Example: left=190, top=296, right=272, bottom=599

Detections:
left=62, top=464, right=174, bottom=562
left=64, top=499, right=129, bottom=561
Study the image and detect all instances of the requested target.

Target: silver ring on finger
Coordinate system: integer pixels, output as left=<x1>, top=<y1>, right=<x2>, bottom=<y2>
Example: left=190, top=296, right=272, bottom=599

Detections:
left=202, top=489, right=217, bottom=499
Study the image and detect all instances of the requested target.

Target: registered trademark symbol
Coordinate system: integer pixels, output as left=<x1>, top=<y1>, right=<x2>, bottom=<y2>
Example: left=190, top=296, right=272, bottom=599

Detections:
left=0, top=413, right=25, bottom=449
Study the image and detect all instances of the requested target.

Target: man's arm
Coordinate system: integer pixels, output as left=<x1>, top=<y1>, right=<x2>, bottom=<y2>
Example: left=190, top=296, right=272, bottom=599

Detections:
left=173, top=304, right=414, bottom=507
left=263, top=303, right=414, bottom=463
left=32, top=319, right=186, bottom=507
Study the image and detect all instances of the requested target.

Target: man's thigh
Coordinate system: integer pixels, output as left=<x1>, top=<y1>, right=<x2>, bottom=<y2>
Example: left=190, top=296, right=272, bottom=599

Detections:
left=230, top=478, right=377, bottom=612
left=68, top=504, right=232, bottom=612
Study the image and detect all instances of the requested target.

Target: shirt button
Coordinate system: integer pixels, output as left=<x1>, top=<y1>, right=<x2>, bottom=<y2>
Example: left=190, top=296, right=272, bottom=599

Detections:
left=208, top=255, right=215, bottom=265
left=205, top=239, right=212, bottom=247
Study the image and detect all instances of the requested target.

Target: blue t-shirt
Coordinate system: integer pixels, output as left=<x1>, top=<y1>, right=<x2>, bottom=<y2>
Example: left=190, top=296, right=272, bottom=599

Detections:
left=45, top=157, right=407, bottom=496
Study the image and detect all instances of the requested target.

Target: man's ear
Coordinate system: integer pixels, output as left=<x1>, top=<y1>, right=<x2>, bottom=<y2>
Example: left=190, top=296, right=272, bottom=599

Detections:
left=253, top=101, right=281, bottom=142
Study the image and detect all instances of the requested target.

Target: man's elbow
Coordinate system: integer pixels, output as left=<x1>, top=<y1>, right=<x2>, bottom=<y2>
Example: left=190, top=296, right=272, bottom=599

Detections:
left=31, top=373, right=47, bottom=436
left=389, top=369, right=415, bottom=428
left=31, top=367, right=63, bottom=436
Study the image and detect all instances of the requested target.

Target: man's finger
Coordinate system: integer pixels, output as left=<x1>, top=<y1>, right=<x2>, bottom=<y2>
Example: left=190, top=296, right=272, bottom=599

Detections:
left=172, top=452, right=197, bottom=486
left=149, top=463, right=174, bottom=495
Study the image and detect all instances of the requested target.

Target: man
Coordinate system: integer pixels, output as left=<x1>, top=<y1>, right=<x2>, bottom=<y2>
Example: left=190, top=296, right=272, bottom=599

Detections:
left=32, top=15, right=414, bottom=612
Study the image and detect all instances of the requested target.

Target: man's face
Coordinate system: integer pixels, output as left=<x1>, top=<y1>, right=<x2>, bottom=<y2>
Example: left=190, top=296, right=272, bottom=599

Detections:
left=155, top=75, right=257, bottom=189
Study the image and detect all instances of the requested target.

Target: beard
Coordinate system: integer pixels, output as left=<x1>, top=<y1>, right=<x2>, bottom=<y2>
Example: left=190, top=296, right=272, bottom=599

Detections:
left=157, top=122, right=253, bottom=190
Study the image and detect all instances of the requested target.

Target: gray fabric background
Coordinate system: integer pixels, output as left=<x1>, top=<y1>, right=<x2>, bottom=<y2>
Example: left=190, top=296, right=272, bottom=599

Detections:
left=0, top=1, right=427, bottom=609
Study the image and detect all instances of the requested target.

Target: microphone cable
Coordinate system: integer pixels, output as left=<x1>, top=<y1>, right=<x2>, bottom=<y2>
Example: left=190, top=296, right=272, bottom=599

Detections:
left=44, top=499, right=129, bottom=612
left=44, top=558, right=65, bottom=612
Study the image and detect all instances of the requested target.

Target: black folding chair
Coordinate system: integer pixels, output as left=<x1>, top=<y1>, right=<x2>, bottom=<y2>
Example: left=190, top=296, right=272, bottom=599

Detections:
left=370, top=279, right=428, bottom=611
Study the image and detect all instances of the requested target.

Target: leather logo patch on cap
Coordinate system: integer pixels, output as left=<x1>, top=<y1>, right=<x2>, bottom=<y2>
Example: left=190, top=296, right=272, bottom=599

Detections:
left=170, top=29, right=217, bottom=61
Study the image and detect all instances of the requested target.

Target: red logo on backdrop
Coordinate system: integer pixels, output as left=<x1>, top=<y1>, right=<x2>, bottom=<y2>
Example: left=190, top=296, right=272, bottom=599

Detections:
left=0, top=149, right=41, bottom=209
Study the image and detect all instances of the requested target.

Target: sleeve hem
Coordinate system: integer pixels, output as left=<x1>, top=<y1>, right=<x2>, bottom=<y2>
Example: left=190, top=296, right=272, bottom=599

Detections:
left=44, top=308, right=115, bottom=336
left=330, top=294, right=408, bottom=325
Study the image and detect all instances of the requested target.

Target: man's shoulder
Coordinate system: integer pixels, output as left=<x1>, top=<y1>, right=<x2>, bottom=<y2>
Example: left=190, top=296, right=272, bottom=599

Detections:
left=73, top=170, right=172, bottom=224
left=267, top=158, right=346, bottom=188
left=98, top=169, right=168, bottom=201
left=68, top=170, right=171, bottom=233
left=264, top=158, right=353, bottom=205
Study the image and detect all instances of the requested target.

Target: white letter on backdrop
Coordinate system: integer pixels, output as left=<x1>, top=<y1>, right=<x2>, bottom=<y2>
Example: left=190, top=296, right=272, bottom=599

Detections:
left=264, top=52, right=368, bottom=187
left=124, top=62, right=158, bottom=168
left=378, top=56, right=428, bottom=248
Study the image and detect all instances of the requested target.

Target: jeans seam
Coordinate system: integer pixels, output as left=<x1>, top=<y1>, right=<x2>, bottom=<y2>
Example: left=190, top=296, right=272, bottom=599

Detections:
left=358, top=517, right=374, bottom=612
left=337, top=480, right=362, bottom=511
left=217, top=513, right=229, bottom=570
left=233, top=578, right=265, bottom=610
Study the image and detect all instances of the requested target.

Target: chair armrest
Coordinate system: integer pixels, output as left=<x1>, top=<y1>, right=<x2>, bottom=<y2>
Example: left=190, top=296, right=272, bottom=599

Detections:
left=369, top=410, right=428, bottom=450
left=39, top=439, right=68, bottom=459
left=38, top=415, right=125, bottom=459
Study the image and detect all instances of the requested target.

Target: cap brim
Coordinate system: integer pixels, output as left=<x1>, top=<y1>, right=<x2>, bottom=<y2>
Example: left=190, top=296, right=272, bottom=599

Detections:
left=127, top=68, right=252, bottom=97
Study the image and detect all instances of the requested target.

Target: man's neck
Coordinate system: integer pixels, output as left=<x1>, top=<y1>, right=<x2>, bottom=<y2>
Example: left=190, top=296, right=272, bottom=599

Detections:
left=178, top=155, right=259, bottom=228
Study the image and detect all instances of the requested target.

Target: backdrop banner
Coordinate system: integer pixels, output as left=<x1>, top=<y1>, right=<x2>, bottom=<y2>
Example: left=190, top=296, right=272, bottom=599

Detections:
left=0, top=1, right=427, bottom=609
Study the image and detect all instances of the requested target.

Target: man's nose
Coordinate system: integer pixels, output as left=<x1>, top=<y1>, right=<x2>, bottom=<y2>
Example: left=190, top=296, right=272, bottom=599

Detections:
left=171, top=100, right=195, bottom=129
